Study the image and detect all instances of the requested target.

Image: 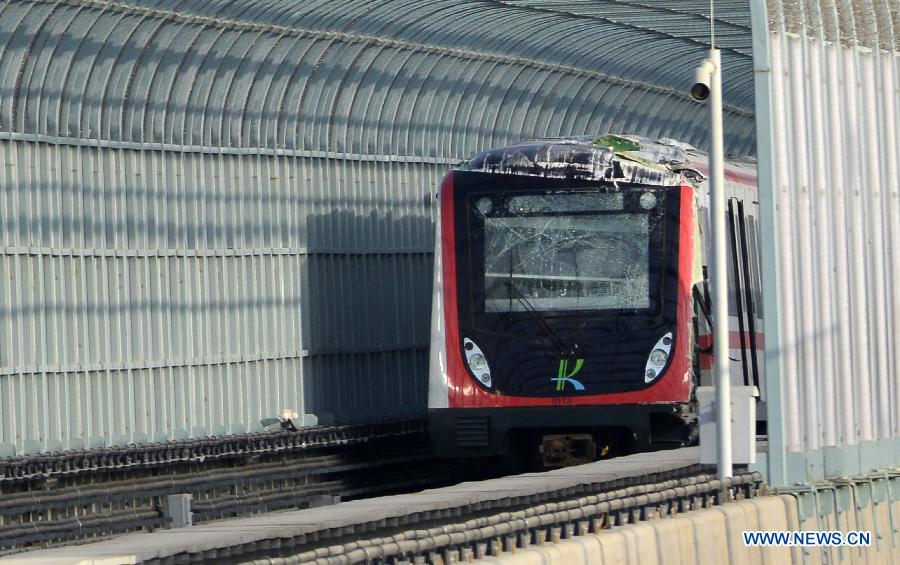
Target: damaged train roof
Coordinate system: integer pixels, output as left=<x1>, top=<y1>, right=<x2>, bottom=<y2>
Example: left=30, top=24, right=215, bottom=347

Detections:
left=463, top=135, right=756, bottom=187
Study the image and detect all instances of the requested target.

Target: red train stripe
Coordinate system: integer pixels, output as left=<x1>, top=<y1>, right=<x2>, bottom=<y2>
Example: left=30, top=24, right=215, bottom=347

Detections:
left=697, top=331, right=766, bottom=350
left=689, top=162, right=758, bottom=186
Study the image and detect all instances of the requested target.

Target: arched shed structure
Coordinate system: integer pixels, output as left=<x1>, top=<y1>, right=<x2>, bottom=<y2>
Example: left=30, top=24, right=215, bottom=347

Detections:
left=0, top=0, right=760, bottom=455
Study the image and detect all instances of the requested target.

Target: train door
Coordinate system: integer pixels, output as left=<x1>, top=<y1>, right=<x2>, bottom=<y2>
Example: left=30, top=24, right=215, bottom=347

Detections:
left=726, top=198, right=761, bottom=390
left=694, top=192, right=766, bottom=429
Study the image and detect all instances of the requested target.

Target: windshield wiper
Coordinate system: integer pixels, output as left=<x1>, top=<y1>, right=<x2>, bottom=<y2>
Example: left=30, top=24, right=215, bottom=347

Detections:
left=505, top=279, right=579, bottom=358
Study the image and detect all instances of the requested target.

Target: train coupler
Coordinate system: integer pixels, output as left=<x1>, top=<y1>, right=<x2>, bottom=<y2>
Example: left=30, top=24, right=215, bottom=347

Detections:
left=540, top=433, right=595, bottom=468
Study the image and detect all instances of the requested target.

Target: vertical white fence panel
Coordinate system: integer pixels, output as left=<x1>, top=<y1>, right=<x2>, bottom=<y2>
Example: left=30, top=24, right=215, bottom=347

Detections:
left=753, top=0, right=899, bottom=484
left=884, top=51, right=900, bottom=440
left=807, top=41, right=838, bottom=449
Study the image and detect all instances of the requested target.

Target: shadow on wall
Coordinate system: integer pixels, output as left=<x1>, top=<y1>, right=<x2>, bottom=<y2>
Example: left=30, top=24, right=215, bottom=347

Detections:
left=300, top=202, right=437, bottom=425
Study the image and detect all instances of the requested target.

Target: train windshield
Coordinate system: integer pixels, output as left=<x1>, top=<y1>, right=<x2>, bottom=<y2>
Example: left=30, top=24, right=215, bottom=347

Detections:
left=475, top=191, right=660, bottom=313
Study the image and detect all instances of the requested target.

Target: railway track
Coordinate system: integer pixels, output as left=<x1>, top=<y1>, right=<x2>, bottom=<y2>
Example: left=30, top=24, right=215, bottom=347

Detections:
left=252, top=471, right=763, bottom=565
left=10, top=447, right=763, bottom=564
left=183, top=464, right=767, bottom=565
left=0, top=419, right=463, bottom=555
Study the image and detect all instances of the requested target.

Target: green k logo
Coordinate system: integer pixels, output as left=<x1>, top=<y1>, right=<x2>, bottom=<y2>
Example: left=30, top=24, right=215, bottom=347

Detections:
left=552, top=358, right=585, bottom=392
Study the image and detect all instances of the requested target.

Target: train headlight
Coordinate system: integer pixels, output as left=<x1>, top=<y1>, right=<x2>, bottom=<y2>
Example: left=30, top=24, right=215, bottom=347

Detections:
left=475, top=197, right=493, bottom=215
left=639, top=192, right=657, bottom=210
left=644, top=331, right=673, bottom=383
left=463, top=338, right=492, bottom=388
left=650, top=349, right=668, bottom=365
left=469, top=353, right=488, bottom=373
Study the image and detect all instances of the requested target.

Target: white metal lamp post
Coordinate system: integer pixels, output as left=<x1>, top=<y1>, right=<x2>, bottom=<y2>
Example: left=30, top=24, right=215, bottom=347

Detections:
left=692, top=46, right=733, bottom=480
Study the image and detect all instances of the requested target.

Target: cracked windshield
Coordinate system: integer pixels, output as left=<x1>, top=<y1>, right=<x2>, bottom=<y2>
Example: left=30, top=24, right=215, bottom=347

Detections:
left=479, top=192, right=653, bottom=312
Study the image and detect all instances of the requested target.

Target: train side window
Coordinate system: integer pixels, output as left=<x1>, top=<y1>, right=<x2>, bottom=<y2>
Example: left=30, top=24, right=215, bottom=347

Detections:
left=746, top=214, right=764, bottom=317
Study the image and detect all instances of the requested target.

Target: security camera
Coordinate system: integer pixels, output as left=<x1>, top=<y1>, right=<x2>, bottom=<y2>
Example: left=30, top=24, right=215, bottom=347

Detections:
left=691, top=59, right=716, bottom=101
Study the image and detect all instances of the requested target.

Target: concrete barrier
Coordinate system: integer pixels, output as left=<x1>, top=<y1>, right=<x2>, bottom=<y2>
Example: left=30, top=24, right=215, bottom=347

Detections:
left=479, top=473, right=900, bottom=564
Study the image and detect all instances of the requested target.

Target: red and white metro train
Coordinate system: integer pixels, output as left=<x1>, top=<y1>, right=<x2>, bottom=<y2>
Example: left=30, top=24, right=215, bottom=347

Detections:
left=428, top=135, right=765, bottom=467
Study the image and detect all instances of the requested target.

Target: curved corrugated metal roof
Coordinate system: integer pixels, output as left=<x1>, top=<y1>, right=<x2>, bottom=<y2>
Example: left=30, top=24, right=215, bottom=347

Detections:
left=0, top=0, right=758, bottom=156
left=499, top=1, right=756, bottom=104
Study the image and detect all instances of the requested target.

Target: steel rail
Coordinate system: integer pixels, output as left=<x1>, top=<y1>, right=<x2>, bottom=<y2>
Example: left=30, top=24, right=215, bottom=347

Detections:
left=0, top=419, right=425, bottom=484
left=0, top=458, right=456, bottom=551
left=0, top=449, right=431, bottom=515
left=0, top=419, right=443, bottom=554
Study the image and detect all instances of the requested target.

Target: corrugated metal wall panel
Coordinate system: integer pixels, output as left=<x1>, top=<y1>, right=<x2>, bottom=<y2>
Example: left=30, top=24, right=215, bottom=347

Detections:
left=1, top=0, right=758, bottom=456
left=752, top=0, right=899, bottom=484
left=0, top=138, right=441, bottom=454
